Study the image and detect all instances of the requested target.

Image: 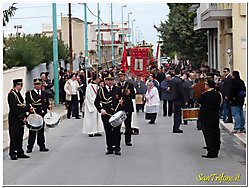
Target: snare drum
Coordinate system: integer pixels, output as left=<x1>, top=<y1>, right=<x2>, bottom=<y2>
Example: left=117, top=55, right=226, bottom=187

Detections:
left=182, top=108, right=200, bottom=121
left=109, top=111, right=127, bottom=128
left=44, top=111, right=60, bottom=128
left=27, top=114, right=44, bottom=131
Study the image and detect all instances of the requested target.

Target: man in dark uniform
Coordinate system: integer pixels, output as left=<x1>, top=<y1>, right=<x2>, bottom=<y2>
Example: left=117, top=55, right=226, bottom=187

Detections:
left=198, top=80, right=222, bottom=158
left=94, top=72, right=123, bottom=155
left=7, top=79, right=30, bottom=160
left=169, top=68, right=186, bottom=133
left=117, top=70, right=135, bottom=146
left=25, top=78, right=51, bottom=153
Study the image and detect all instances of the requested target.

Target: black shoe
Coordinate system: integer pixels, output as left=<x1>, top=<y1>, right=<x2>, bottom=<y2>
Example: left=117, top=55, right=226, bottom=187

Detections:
left=27, top=149, right=32, bottom=153
left=163, top=114, right=166, bottom=117
left=10, top=155, right=18, bottom=160
left=203, top=146, right=207, bottom=149
left=88, top=134, right=94, bottom=137
left=67, top=116, right=70, bottom=119
left=114, top=150, right=121, bottom=155
left=75, top=117, right=81, bottom=119
left=105, top=150, right=113, bottom=155
left=148, top=121, right=155, bottom=124
left=173, top=129, right=183, bottom=133
left=126, top=142, right=132, bottom=146
left=224, top=120, right=233, bottom=123
left=94, top=133, right=102, bottom=137
left=202, top=155, right=217, bottom=158
left=40, top=148, right=49, bottom=152
left=17, top=154, right=30, bottom=159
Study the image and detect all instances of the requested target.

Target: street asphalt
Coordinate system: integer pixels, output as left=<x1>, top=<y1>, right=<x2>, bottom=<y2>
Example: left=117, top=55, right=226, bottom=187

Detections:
left=3, top=105, right=247, bottom=186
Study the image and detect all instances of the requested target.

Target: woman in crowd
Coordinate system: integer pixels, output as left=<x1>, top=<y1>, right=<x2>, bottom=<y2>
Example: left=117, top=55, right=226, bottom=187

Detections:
left=144, top=81, right=160, bottom=124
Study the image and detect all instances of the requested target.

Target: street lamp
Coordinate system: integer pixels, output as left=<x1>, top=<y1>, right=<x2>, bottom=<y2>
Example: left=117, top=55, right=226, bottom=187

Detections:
left=132, top=19, right=135, bottom=46
left=121, top=5, right=127, bottom=52
left=14, top=25, right=22, bottom=36
left=135, top=26, right=139, bottom=44
left=128, top=12, right=132, bottom=48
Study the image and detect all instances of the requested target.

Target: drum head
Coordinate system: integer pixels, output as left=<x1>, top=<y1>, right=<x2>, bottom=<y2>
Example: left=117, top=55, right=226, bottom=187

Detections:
left=27, top=114, right=43, bottom=127
left=109, top=111, right=123, bottom=122
left=44, top=112, right=60, bottom=127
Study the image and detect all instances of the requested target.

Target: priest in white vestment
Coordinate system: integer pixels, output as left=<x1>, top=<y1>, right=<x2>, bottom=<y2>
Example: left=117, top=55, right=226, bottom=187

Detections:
left=83, top=75, right=104, bottom=137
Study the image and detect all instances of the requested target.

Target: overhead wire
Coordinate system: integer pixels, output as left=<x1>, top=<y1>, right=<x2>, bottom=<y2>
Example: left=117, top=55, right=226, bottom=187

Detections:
left=11, top=15, right=67, bottom=19
left=85, top=4, right=105, bottom=24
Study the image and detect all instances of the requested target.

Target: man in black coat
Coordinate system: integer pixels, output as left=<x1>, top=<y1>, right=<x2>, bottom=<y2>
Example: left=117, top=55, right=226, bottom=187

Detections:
left=94, top=72, right=123, bottom=155
left=229, top=71, right=246, bottom=133
left=222, top=68, right=233, bottom=123
left=198, top=80, right=222, bottom=158
left=169, top=68, right=186, bottom=133
left=25, top=78, right=51, bottom=153
left=117, top=70, right=135, bottom=146
left=7, top=79, right=30, bottom=160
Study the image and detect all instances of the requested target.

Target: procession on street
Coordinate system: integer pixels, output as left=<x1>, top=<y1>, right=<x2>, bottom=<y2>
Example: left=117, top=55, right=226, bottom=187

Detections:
left=3, top=2, right=246, bottom=186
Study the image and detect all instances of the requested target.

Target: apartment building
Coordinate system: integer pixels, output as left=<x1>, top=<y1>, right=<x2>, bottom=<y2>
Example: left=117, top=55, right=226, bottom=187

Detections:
left=42, top=16, right=130, bottom=68
left=191, top=3, right=246, bottom=80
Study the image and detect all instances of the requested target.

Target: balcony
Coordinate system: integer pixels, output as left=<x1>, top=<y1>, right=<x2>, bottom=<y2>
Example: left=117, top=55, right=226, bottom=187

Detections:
left=193, top=4, right=218, bottom=31
left=100, top=40, right=122, bottom=46
left=202, top=3, right=232, bottom=21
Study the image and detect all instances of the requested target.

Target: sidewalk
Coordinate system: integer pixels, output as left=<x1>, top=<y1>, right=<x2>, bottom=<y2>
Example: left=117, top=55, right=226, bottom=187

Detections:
left=220, top=120, right=246, bottom=148
left=3, top=104, right=67, bottom=151
left=219, top=107, right=246, bottom=147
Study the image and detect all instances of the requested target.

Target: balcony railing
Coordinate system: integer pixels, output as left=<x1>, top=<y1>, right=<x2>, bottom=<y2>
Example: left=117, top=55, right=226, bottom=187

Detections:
left=209, top=3, right=218, bottom=9
left=101, top=40, right=122, bottom=45
left=209, top=3, right=232, bottom=10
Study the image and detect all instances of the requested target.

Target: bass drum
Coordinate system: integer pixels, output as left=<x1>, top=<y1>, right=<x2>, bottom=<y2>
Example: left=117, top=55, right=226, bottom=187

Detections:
left=44, top=111, right=60, bottom=128
left=27, top=114, right=44, bottom=131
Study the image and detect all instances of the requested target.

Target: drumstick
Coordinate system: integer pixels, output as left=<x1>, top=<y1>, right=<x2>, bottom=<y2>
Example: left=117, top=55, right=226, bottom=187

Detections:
left=29, top=104, right=37, bottom=114
left=114, top=97, right=123, bottom=112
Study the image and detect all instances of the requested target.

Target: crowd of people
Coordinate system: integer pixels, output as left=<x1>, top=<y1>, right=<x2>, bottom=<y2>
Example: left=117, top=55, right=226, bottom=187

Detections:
left=7, top=61, right=246, bottom=160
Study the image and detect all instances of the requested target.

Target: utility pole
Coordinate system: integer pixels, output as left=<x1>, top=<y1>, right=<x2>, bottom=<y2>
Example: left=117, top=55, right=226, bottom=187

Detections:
left=132, top=19, right=135, bottom=46
left=128, top=12, right=132, bottom=48
left=52, top=3, right=59, bottom=106
left=111, top=3, right=114, bottom=67
left=84, top=3, right=89, bottom=85
left=68, top=3, right=73, bottom=73
left=97, top=3, right=101, bottom=68
left=121, top=5, right=127, bottom=52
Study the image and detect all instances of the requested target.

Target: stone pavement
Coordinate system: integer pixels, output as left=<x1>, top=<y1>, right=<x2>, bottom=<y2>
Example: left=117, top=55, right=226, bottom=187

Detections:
left=3, top=104, right=246, bottom=151
left=219, top=120, right=246, bottom=148
left=3, top=104, right=67, bottom=151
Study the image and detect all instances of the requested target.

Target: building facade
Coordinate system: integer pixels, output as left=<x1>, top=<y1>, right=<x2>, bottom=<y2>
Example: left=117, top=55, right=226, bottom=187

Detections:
left=42, top=17, right=131, bottom=69
left=192, top=3, right=246, bottom=80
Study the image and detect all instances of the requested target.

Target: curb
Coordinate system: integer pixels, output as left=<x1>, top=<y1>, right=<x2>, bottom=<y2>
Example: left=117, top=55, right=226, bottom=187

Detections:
left=219, top=120, right=246, bottom=148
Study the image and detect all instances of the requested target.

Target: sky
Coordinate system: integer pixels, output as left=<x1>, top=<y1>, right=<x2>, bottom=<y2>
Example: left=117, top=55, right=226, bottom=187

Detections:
left=2, top=1, right=169, bottom=53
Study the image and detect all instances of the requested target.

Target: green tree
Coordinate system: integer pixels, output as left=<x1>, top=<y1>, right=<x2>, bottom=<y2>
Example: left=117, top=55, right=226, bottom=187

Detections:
left=155, top=3, right=207, bottom=67
left=3, top=3, right=17, bottom=27
left=4, top=36, right=43, bottom=70
left=4, top=35, right=69, bottom=70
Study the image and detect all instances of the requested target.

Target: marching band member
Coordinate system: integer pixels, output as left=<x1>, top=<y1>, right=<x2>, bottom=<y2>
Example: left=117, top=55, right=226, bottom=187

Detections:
left=83, top=74, right=104, bottom=137
left=8, top=79, right=30, bottom=160
left=94, top=72, right=123, bottom=155
left=117, top=70, right=135, bottom=146
left=25, top=78, right=51, bottom=153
